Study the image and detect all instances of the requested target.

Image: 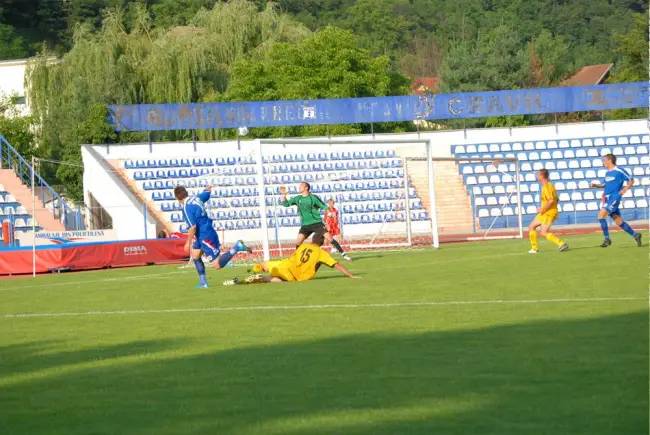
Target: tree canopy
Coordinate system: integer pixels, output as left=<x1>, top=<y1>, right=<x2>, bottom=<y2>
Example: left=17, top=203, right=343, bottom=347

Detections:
left=0, top=0, right=646, bottom=201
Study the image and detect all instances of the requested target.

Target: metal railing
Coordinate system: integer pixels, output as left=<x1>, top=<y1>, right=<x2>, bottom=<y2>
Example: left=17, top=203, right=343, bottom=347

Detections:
left=0, top=134, right=81, bottom=231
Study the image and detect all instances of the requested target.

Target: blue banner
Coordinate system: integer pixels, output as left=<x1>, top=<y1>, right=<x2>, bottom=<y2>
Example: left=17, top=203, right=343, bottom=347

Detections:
left=107, top=82, right=648, bottom=132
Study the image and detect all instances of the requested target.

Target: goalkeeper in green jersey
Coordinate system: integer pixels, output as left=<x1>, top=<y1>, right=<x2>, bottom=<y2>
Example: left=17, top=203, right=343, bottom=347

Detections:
left=281, top=182, right=352, bottom=261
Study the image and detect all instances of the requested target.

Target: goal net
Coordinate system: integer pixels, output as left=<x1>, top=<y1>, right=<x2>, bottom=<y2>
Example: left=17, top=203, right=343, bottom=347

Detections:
left=153, top=140, right=523, bottom=267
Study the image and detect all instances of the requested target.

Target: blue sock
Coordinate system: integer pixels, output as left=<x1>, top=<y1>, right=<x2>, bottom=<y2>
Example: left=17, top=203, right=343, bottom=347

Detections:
left=218, top=247, right=237, bottom=268
left=619, top=221, right=637, bottom=237
left=193, top=259, right=207, bottom=283
left=599, top=219, right=610, bottom=240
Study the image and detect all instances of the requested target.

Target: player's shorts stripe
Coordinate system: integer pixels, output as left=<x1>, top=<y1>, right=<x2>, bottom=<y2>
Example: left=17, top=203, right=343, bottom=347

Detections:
left=203, top=239, right=217, bottom=250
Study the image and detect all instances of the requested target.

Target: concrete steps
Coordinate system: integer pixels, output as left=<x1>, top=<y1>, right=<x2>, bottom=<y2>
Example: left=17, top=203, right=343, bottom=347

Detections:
left=0, top=169, right=66, bottom=231
left=107, top=160, right=175, bottom=234
left=407, top=161, right=475, bottom=233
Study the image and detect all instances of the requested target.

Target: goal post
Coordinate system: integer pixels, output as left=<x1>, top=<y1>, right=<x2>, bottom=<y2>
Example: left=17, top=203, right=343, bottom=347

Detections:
left=256, top=138, right=439, bottom=261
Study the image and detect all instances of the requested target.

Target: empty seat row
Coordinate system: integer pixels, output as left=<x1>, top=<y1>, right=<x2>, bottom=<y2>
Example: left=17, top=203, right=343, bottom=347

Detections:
left=454, top=135, right=650, bottom=154
left=125, top=150, right=399, bottom=169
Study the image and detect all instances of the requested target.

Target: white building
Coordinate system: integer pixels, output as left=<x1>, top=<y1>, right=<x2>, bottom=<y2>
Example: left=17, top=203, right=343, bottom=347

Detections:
left=0, top=58, right=30, bottom=116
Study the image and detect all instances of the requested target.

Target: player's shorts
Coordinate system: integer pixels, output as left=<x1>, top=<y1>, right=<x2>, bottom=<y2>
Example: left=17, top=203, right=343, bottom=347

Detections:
left=601, top=195, right=621, bottom=216
left=267, top=260, right=296, bottom=282
left=535, top=212, right=558, bottom=226
left=192, top=232, right=221, bottom=263
left=326, top=224, right=340, bottom=236
left=299, top=222, right=327, bottom=237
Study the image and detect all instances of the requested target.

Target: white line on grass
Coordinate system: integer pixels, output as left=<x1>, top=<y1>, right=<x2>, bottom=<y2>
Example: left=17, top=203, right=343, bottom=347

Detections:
left=1, top=297, right=644, bottom=319
left=0, top=251, right=523, bottom=291
left=0, top=270, right=188, bottom=291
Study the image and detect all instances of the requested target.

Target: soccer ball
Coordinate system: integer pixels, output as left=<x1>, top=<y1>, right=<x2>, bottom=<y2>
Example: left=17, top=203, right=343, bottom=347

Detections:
left=237, top=126, right=249, bottom=136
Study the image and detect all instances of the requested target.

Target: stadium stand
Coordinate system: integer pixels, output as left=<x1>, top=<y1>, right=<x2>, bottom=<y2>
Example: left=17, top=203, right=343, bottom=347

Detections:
left=118, top=149, right=429, bottom=236
left=452, top=134, right=650, bottom=229
left=106, top=132, right=650, bottom=242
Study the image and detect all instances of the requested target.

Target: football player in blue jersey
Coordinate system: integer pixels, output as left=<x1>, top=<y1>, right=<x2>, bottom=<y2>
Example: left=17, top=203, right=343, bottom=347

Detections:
left=174, top=185, right=251, bottom=288
left=590, top=154, right=642, bottom=248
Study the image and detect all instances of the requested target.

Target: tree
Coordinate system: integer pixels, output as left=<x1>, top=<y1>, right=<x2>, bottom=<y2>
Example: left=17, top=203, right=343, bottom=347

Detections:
left=342, top=0, right=411, bottom=55
left=25, top=0, right=311, bottom=200
left=224, top=26, right=411, bottom=137
left=608, top=13, right=648, bottom=120
left=0, top=94, right=36, bottom=162
left=0, top=24, right=28, bottom=60
left=440, top=24, right=529, bottom=93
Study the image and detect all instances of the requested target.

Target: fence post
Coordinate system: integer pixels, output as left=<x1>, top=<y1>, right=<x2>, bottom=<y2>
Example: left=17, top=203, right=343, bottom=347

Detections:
left=143, top=203, right=148, bottom=240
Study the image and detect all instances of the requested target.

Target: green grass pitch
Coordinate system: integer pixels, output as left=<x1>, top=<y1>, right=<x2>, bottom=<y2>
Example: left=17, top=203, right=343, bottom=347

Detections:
left=0, top=232, right=647, bottom=435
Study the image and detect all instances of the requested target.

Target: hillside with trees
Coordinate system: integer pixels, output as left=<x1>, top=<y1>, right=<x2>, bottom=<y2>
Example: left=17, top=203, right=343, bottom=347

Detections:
left=0, top=0, right=647, bottom=200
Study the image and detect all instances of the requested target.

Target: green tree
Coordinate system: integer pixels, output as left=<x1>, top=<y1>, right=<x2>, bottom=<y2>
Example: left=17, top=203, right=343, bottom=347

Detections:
left=608, top=13, right=648, bottom=120
left=342, top=0, right=411, bottom=55
left=0, top=24, right=28, bottom=60
left=0, top=94, right=36, bottom=162
left=225, top=26, right=411, bottom=137
left=26, top=0, right=310, bottom=200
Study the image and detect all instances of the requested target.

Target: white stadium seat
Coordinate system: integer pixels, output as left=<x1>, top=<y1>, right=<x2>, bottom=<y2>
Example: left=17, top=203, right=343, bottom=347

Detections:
left=606, top=137, right=617, bottom=146
left=594, top=138, right=605, bottom=146
left=582, top=138, right=593, bottom=147
left=547, top=141, right=558, bottom=149
left=618, top=136, right=629, bottom=145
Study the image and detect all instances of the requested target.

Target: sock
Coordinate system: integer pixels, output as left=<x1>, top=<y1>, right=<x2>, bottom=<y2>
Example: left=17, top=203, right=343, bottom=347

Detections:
left=331, top=239, right=346, bottom=255
left=545, top=233, right=563, bottom=247
left=193, top=259, right=206, bottom=283
left=218, top=248, right=237, bottom=269
left=599, top=219, right=610, bottom=240
left=529, top=231, right=538, bottom=251
left=619, top=221, right=637, bottom=237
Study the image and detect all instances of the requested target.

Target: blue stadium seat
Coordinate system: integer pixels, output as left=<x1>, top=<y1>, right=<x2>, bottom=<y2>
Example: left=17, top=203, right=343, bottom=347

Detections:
left=163, top=191, right=174, bottom=201
left=154, top=181, right=164, bottom=190
left=145, top=171, right=155, bottom=180
left=156, top=170, right=167, bottom=179
left=169, top=159, right=180, bottom=167
left=180, top=158, right=191, bottom=167
left=147, top=159, right=157, bottom=168
left=134, top=171, right=144, bottom=180
left=375, top=150, right=386, bottom=158
left=284, top=154, right=294, bottom=163
left=152, top=191, right=162, bottom=201
left=192, top=158, right=203, bottom=166
left=125, top=160, right=136, bottom=169
left=161, top=202, right=172, bottom=212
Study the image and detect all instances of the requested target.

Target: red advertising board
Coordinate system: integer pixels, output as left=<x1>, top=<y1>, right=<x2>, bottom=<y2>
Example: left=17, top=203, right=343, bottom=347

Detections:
left=0, top=239, right=187, bottom=275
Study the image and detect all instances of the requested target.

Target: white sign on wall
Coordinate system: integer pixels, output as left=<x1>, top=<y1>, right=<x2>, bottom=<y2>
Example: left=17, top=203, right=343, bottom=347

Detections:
left=15, top=230, right=118, bottom=246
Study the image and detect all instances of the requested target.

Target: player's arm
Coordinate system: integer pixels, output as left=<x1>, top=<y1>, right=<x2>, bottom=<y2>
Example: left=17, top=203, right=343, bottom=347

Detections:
left=334, top=263, right=360, bottom=279
left=538, top=197, right=556, bottom=214
left=280, top=188, right=298, bottom=207
left=184, top=224, right=196, bottom=253
left=318, top=249, right=359, bottom=279
left=198, top=186, right=212, bottom=203
left=620, top=174, right=634, bottom=196
left=313, top=195, right=328, bottom=210
left=591, top=181, right=604, bottom=188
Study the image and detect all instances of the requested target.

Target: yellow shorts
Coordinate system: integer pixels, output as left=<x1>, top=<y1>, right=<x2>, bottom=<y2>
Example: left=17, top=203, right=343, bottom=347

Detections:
left=267, top=260, right=296, bottom=282
left=535, top=213, right=558, bottom=226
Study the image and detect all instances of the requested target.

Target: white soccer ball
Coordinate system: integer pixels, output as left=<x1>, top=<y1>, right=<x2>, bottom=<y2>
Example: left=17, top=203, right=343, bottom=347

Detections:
left=238, top=126, right=249, bottom=136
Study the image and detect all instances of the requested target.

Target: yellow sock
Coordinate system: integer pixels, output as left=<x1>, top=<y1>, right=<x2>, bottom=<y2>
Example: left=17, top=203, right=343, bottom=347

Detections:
left=529, top=231, right=538, bottom=251
left=546, top=233, right=563, bottom=247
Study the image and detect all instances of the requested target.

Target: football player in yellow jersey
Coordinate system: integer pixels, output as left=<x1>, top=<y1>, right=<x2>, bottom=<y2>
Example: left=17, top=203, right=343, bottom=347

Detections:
left=224, top=234, right=358, bottom=285
left=528, top=169, right=569, bottom=254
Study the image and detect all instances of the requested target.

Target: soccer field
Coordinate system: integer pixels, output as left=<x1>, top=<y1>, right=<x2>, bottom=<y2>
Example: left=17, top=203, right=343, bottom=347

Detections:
left=1, top=232, right=647, bottom=435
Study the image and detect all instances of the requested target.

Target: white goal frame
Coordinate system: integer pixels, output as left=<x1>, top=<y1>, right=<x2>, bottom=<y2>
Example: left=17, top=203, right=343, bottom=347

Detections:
left=256, top=138, right=439, bottom=261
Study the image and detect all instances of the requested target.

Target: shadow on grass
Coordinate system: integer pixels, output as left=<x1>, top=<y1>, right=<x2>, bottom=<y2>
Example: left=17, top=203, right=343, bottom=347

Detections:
left=1, top=312, right=647, bottom=435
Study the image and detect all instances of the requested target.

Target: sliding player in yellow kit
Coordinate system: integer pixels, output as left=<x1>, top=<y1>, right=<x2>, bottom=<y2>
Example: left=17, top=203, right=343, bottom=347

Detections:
left=528, top=169, right=569, bottom=254
left=223, top=234, right=359, bottom=285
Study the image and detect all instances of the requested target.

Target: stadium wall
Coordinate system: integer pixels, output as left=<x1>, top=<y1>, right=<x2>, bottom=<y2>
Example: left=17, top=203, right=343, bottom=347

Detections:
left=83, top=119, right=647, bottom=241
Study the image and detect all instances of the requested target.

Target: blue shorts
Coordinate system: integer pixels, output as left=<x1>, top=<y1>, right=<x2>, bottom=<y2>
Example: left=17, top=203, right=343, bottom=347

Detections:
left=601, top=195, right=621, bottom=216
left=192, top=233, right=221, bottom=263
